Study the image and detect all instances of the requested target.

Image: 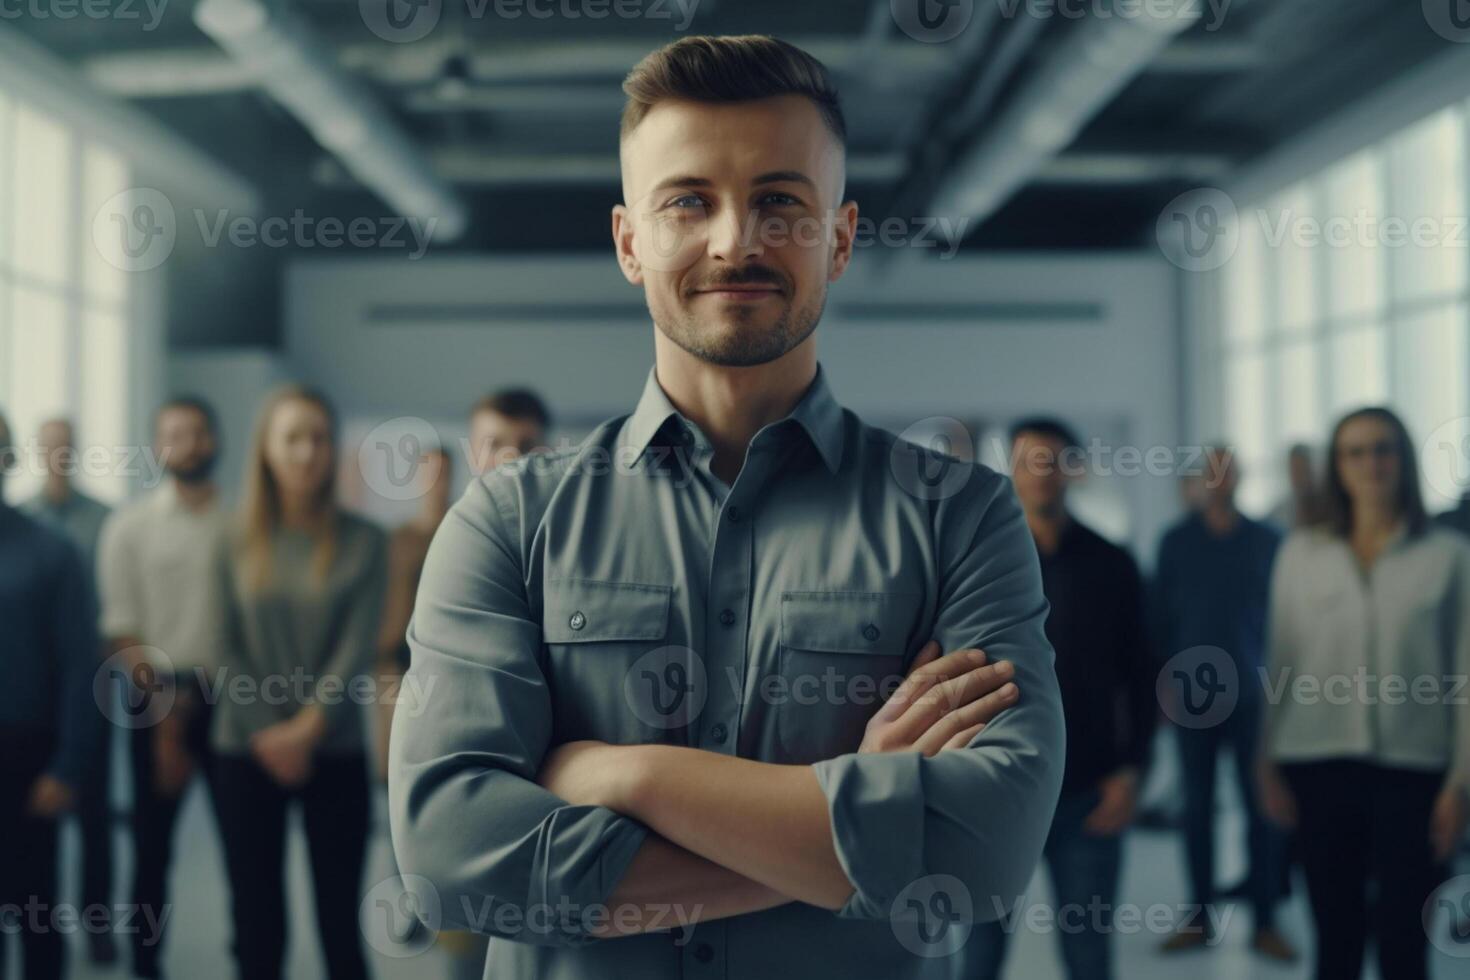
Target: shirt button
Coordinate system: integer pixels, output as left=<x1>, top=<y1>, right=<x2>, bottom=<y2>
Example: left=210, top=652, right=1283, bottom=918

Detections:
left=727, top=505, right=742, bottom=523
left=710, top=723, right=728, bottom=744
left=719, top=608, right=736, bottom=627
left=569, top=611, right=586, bottom=631
left=694, top=942, right=714, bottom=963
left=862, top=623, right=881, bottom=642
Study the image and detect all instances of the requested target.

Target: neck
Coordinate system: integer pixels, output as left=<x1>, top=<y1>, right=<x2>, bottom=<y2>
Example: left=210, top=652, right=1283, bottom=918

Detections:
left=1351, top=499, right=1400, bottom=539
left=278, top=493, right=323, bottom=530
left=43, top=477, right=70, bottom=504
left=1024, top=505, right=1069, bottom=555
left=653, top=333, right=818, bottom=484
left=172, top=477, right=216, bottom=511
left=1201, top=499, right=1238, bottom=535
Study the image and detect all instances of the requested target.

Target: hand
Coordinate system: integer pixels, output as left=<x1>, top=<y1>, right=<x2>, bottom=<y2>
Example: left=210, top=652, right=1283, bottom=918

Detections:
left=537, top=740, right=628, bottom=810
left=27, top=775, right=75, bottom=818
left=1257, top=759, right=1297, bottom=829
left=859, top=640, right=1019, bottom=757
left=1084, top=768, right=1139, bottom=837
left=1430, top=785, right=1468, bottom=863
left=153, top=725, right=196, bottom=797
left=250, top=713, right=321, bottom=788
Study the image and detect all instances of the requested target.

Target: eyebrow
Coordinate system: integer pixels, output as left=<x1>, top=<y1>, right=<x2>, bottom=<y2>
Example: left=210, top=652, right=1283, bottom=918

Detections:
left=647, top=170, right=818, bottom=194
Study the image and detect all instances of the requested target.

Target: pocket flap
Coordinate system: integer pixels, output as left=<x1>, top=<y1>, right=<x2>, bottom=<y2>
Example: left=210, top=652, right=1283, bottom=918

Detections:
left=544, top=578, right=672, bottom=643
left=779, top=591, right=914, bottom=656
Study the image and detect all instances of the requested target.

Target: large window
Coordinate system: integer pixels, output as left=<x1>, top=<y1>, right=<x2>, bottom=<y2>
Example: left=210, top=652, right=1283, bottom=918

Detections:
left=1216, top=104, right=1470, bottom=514
left=0, top=90, right=134, bottom=504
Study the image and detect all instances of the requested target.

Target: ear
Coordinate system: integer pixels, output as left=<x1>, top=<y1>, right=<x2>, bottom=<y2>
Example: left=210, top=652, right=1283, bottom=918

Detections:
left=828, top=199, right=859, bottom=282
left=611, top=204, right=643, bottom=286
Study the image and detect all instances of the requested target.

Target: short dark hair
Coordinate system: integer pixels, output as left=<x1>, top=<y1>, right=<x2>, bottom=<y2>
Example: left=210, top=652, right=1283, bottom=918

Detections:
left=621, top=35, right=846, bottom=147
left=471, top=388, right=551, bottom=431
left=1009, top=417, right=1081, bottom=453
left=157, top=395, right=219, bottom=435
left=1323, top=406, right=1428, bottom=538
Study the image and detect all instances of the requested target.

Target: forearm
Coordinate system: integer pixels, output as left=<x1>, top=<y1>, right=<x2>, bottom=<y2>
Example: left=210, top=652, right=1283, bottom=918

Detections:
left=614, top=745, right=853, bottom=910
left=596, top=835, right=790, bottom=937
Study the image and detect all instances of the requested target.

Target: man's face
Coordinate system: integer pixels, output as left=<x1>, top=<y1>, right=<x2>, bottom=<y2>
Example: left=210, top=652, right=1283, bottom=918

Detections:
left=38, top=420, right=74, bottom=480
left=613, top=95, right=856, bottom=367
left=1010, top=432, right=1071, bottom=514
left=469, top=410, right=544, bottom=476
left=156, top=407, right=218, bottom=484
left=1202, top=448, right=1239, bottom=507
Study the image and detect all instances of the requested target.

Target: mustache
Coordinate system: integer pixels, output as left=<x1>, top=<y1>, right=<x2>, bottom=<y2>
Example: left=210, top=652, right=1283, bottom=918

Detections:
left=686, top=266, right=789, bottom=294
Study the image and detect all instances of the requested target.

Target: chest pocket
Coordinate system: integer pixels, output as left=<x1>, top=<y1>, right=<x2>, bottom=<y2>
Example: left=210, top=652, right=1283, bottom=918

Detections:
left=543, top=578, right=678, bottom=743
left=775, top=590, right=917, bottom=764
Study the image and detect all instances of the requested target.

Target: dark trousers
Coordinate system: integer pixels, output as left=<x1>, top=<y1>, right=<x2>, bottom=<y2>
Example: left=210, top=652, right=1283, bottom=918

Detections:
left=968, top=788, right=1123, bottom=980
left=73, top=716, right=114, bottom=925
left=1281, top=760, right=1445, bottom=980
left=214, top=753, right=371, bottom=980
left=129, top=674, right=216, bottom=978
left=1176, top=692, right=1284, bottom=929
left=0, top=729, right=63, bottom=980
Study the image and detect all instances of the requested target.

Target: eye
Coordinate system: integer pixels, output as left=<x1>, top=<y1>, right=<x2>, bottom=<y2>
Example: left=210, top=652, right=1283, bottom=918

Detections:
left=760, top=192, right=801, bottom=207
left=664, top=194, right=706, bottom=209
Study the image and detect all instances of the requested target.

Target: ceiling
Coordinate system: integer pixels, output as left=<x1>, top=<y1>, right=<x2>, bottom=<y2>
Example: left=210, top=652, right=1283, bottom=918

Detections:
left=10, top=0, right=1454, bottom=253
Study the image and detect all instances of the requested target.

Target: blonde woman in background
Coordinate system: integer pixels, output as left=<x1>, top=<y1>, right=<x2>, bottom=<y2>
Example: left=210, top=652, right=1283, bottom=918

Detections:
left=210, top=384, right=387, bottom=980
left=1260, top=406, right=1469, bottom=980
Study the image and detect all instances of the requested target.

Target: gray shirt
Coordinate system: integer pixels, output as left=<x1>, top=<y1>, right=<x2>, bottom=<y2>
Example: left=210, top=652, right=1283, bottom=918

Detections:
left=210, top=512, right=387, bottom=755
left=389, top=365, right=1065, bottom=979
left=1264, top=524, right=1470, bottom=790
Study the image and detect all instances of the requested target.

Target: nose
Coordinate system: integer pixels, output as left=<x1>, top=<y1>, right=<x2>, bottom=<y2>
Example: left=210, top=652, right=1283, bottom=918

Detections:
left=706, top=201, right=763, bottom=264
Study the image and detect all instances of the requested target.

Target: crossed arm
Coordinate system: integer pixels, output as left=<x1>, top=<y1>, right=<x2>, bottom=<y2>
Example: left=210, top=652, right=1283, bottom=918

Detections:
left=387, top=474, right=1064, bottom=945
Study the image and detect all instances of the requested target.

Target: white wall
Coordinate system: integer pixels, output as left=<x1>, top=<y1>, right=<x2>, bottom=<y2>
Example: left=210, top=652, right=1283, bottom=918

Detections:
left=283, top=251, right=1183, bottom=562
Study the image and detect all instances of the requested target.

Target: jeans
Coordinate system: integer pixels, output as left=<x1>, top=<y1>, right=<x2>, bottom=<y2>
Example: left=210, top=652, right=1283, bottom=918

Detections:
left=1175, top=689, right=1283, bottom=930
left=966, top=788, right=1123, bottom=980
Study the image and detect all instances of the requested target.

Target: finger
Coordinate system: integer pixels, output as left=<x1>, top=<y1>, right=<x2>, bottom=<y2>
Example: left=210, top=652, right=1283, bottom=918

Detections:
left=878, top=646, right=984, bottom=722
left=908, top=640, right=943, bottom=674
left=898, top=662, right=1015, bottom=743
left=872, top=642, right=944, bottom=724
left=912, top=682, right=1018, bottom=756
left=939, top=722, right=986, bottom=753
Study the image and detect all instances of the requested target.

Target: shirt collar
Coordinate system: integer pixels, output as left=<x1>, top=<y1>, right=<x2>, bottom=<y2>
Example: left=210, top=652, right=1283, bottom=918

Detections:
left=624, top=364, right=845, bottom=474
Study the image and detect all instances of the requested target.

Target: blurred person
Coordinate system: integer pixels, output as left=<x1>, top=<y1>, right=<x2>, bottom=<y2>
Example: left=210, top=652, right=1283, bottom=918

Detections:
left=466, top=388, right=551, bottom=477
left=1269, top=443, right=1327, bottom=531
left=390, top=35, right=1064, bottom=980
left=967, top=419, right=1156, bottom=980
left=97, top=396, right=229, bottom=980
left=209, top=385, right=386, bottom=980
left=1155, top=446, right=1295, bottom=961
left=1259, top=407, right=1469, bottom=980
left=0, top=408, right=101, bottom=980
left=20, top=417, right=115, bottom=964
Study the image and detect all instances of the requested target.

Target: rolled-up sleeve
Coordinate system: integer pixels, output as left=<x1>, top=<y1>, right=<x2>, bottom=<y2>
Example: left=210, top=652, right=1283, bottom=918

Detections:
left=811, top=470, right=1065, bottom=923
left=387, top=476, right=649, bottom=945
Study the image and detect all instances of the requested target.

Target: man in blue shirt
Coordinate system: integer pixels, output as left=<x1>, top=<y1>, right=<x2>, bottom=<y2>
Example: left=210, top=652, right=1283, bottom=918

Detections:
left=0, top=409, right=103, bottom=980
left=1155, top=447, right=1294, bottom=961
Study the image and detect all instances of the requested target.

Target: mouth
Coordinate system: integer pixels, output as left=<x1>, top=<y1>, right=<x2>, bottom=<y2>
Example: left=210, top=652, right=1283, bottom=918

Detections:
left=693, top=285, right=783, bottom=301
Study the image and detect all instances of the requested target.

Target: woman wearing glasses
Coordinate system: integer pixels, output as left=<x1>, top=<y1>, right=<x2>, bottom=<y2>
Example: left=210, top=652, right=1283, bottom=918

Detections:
left=1259, top=406, right=1468, bottom=980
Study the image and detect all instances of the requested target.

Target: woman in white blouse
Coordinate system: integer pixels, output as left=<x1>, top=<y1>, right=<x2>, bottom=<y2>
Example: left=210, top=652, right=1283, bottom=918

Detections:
left=1259, top=406, right=1468, bottom=980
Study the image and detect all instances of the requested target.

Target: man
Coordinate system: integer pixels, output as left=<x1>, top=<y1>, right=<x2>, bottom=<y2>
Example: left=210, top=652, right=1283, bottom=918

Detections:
left=1155, top=447, right=1295, bottom=960
left=968, top=419, right=1155, bottom=980
left=20, top=418, right=116, bottom=964
left=96, top=397, right=229, bottom=980
left=1268, top=443, right=1326, bottom=532
left=0, top=409, right=101, bottom=980
left=390, top=35, right=1065, bottom=980
left=467, top=389, right=551, bottom=477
